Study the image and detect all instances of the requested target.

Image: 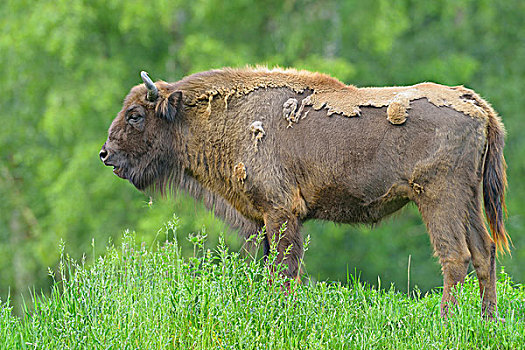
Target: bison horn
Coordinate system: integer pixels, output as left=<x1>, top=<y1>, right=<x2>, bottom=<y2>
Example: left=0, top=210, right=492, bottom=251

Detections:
left=141, top=71, right=158, bottom=101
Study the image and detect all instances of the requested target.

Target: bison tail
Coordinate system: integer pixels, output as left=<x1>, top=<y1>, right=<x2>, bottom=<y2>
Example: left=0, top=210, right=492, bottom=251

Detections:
left=482, top=104, right=510, bottom=255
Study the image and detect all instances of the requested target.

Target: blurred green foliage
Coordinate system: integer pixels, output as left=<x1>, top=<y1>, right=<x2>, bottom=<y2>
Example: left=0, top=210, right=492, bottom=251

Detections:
left=1, top=0, right=524, bottom=308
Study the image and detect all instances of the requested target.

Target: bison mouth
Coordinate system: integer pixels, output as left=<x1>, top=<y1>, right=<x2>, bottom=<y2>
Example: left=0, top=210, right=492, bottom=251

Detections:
left=102, top=158, right=127, bottom=180
left=112, top=165, right=146, bottom=190
left=112, top=166, right=126, bottom=179
left=102, top=154, right=162, bottom=191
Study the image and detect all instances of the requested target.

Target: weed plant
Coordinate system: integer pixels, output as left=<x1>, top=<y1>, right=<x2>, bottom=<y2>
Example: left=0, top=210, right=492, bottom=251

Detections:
left=1, top=217, right=524, bottom=349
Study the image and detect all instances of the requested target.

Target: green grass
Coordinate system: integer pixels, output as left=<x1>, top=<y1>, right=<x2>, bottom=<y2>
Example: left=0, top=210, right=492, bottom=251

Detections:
left=1, top=217, right=524, bottom=349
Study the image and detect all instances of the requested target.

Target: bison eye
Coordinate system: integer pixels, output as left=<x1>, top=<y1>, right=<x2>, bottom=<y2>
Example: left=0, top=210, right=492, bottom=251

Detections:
left=127, top=113, right=142, bottom=122
left=126, top=113, right=145, bottom=130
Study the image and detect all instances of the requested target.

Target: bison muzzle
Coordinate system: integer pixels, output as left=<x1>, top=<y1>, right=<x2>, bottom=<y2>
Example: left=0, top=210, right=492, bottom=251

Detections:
left=101, top=67, right=509, bottom=319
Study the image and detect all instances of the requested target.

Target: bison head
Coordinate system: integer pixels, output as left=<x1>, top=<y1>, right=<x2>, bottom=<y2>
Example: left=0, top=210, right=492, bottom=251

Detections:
left=100, top=71, right=183, bottom=191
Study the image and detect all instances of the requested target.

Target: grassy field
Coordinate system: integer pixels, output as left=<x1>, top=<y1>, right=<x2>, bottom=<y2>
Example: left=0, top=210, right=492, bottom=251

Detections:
left=1, top=218, right=524, bottom=349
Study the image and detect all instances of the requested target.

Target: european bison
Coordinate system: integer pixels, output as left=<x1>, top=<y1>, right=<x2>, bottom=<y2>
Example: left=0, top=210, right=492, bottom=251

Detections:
left=100, top=67, right=509, bottom=319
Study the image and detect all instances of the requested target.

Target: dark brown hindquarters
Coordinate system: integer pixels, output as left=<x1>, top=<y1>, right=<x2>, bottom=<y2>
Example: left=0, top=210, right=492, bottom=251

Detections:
left=412, top=101, right=507, bottom=319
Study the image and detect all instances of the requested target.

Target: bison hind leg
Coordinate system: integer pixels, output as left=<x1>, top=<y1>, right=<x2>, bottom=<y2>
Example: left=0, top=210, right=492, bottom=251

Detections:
left=465, top=197, right=500, bottom=320
left=415, top=191, right=472, bottom=318
left=416, top=177, right=501, bottom=320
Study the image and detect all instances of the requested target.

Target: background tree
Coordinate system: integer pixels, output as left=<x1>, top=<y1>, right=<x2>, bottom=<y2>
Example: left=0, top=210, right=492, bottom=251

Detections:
left=1, top=0, right=524, bottom=310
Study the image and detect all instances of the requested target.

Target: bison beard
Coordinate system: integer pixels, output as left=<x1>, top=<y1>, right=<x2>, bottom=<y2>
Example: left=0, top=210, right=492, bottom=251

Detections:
left=100, top=67, right=509, bottom=320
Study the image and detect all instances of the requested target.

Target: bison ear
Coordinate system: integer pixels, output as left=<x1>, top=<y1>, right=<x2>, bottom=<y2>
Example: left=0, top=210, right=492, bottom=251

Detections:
left=156, top=90, right=182, bottom=122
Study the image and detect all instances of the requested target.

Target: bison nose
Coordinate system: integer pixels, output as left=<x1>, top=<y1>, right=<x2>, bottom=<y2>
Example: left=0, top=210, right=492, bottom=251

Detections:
left=99, top=145, right=109, bottom=164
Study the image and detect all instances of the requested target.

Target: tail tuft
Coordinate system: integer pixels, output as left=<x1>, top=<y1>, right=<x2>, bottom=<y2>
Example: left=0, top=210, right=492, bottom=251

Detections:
left=482, top=103, right=510, bottom=255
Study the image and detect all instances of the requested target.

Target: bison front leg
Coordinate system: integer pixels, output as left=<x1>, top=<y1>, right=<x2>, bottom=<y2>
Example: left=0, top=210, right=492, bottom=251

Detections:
left=263, top=210, right=303, bottom=280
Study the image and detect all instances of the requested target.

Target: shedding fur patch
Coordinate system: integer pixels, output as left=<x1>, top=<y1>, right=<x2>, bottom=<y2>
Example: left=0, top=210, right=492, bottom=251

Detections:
left=283, top=98, right=299, bottom=127
left=233, top=162, right=247, bottom=184
left=387, top=101, right=407, bottom=124
left=282, top=97, right=311, bottom=128
left=176, top=67, right=493, bottom=124
left=309, top=83, right=491, bottom=123
left=386, top=90, right=412, bottom=125
left=291, top=187, right=307, bottom=218
left=249, top=121, right=265, bottom=151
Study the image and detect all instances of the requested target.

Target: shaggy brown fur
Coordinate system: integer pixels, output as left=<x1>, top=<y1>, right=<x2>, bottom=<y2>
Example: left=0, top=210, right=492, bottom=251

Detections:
left=100, top=67, right=509, bottom=319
